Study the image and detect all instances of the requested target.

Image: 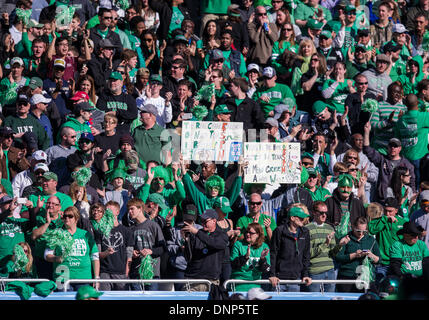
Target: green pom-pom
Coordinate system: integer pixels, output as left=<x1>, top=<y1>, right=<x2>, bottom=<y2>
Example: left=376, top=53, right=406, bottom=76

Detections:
left=115, top=0, right=130, bottom=10
left=192, top=105, right=209, bottom=121
left=151, top=166, right=170, bottom=183
left=138, top=255, right=155, bottom=281
left=12, top=245, right=29, bottom=273
left=16, top=8, right=32, bottom=25
left=361, top=99, right=379, bottom=114
left=92, top=209, right=115, bottom=238
left=195, top=83, right=215, bottom=101
left=44, top=229, right=75, bottom=259
left=71, top=167, right=92, bottom=187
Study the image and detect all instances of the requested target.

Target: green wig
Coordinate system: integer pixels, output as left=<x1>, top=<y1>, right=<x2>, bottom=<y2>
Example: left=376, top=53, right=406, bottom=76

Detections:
left=301, top=165, right=309, bottom=185
left=147, top=166, right=171, bottom=184
left=205, top=175, right=225, bottom=196
left=337, top=174, right=354, bottom=188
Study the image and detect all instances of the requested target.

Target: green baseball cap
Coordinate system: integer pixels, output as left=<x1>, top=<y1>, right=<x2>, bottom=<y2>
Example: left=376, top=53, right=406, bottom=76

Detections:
left=288, top=207, right=310, bottom=218
left=29, top=77, right=43, bottom=90
left=214, top=105, right=232, bottom=116
left=307, top=18, right=324, bottom=30
left=320, top=30, right=332, bottom=39
left=325, top=20, right=342, bottom=33
left=306, top=167, right=318, bottom=176
left=213, top=196, right=232, bottom=213
left=109, top=71, right=123, bottom=81
left=75, top=285, right=103, bottom=300
left=345, top=4, right=356, bottom=12
left=149, top=74, right=163, bottom=84
left=312, top=100, right=328, bottom=115
left=147, top=193, right=168, bottom=210
left=42, top=172, right=58, bottom=181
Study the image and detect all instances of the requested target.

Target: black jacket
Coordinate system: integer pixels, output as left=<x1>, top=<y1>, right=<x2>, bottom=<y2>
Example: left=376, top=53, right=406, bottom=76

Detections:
left=87, top=54, right=121, bottom=95
left=222, top=96, right=265, bottom=131
left=269, top=224, right=311, bottom=280
left=89, top=26, right=123, bottom=59
left=325, top=188, right=366, bottom=228
left=184, top=225, right=229, bottom=280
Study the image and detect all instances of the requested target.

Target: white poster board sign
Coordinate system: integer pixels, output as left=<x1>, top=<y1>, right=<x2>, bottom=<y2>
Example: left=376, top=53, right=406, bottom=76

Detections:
left=243, top=142, right=301, bottom=184
left=181, top=121, right=243, bottom=162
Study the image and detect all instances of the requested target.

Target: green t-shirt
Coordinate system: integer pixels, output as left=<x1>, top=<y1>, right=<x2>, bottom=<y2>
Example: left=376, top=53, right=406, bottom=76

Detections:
left=51, top=228, right=98, bottom=281
left=230, top=240, right=270, bottom=291
left=394, top=109, right=429, bottom=161
left=253, top=83, right=295, bottom=117
left=28, top=192, right=74, bottom=212
left=169, top=6, right=185, bottom=38
left=322, top=79, right=354, bottom=114
left=294, top=3, right=332, bottom=25
left=200, top=0, right=231, bottom=14
left=236, top=214, right=277, bottom=243
left=390, top=239, right=429, bottom=277
left=0, top=217, right=29, bottom=260
left=32, top=215, right=64, bottom=258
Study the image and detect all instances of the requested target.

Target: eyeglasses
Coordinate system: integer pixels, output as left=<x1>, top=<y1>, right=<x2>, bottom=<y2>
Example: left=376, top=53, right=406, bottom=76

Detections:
left=346, top=11, right=356, bottom=15
left=62, top=214, right=74, bottom=220
left=249, top=201, right=262, bottom=206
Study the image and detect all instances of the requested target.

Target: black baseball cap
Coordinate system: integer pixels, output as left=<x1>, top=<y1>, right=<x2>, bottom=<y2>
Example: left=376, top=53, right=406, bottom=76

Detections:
left=384, top=197, right=399, bottom=209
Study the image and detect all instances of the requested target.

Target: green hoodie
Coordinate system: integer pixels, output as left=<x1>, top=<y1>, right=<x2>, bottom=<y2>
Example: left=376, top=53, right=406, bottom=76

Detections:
left=398, top=55, right=425, bottom=95
left=368, top=215, right=407, bottom=265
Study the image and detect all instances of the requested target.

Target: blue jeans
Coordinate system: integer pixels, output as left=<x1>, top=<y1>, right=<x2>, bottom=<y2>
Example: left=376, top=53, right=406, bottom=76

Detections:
left=277, top=283, right=301, bottom=292
left=308, top=269, right=336, bottom=292
left=411, top=158, right=421, bottom=188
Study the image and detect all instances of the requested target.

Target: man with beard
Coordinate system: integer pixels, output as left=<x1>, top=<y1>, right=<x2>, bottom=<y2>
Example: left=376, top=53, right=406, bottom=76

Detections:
left=96, top=71, right=138, bottom=134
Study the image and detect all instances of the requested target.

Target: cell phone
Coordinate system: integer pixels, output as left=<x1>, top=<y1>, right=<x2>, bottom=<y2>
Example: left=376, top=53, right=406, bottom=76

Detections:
left=362, top=249, right=369, bottom=253
left=17, top=198, right=27, bottom=205
left=182, top=113, right=193, bottom=120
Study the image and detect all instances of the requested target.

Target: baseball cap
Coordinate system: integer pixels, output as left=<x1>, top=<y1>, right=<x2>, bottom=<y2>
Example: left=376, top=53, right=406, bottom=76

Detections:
left=28, top=19, right=44, bottom=28
left=392, top=23, right=408, bottom=34
left=384, top=197, right=399, bottom=209
left=0, top=127, right=14, bottom=137
left=28, top=77, right=43, bottom=90
left=137, top=67, right=150, bottom=77
left=376, top=54, right=391, bottom=64
left=397, top=221, right=422, bottom=237
left=70, top=91, right=90, bottom=101
left=173, top=34, right=188, bottom=44
left=247, top=63, right=260, bottom=73
left=33, top=162, right=50, bottom=173
left=210, top=49, right=224, bottom=61
left=320, top=30, right=332, bottom=39
left=32, top=150, right=47, bottom=161
left=262, top=67, right=276, bottom=78
left=355, top=44, right=367, bottom=53
left=183, top=204, right=197, bottom=222
left=357, top=29, right=370, bottom=37
left=213, top=196, right=232, bottom=213
left=312, top=100, right=328, bottom=115
left=214, top=105, right=232, bottom=116
left=140, top=104, right=158, bottom=115
left=0, top=195, right=13, bottom=206
left=119, top=134, right=134, bottom=147
left=109, top=71, right=123, bottom=81
left=345, top=4, right=356, bottom=12
left=75, top=102, right=95, bottom=112
left=200, top=208, right=218, bottom=221
left=30, top=94, right=51, bottom=105
left=17, top=94, right=30, bottom=104
left=75, top=285, right=103, bottom=300
left=42, top=172, right=58, bottom=181
left=79, top=132, right=95, bottom=142
left=147, top=193, right=168, bottom=211
left=149, top=74, right=163, bottom=84
left=10, top=57, right=24, bottom=67
left=383, top=42, right=401, bottom=53
left=419, top=190, right=429, bottom=203
left=264, top=117, right=279, bottom=128
left=247, top=287, right=272, bottom=300
left=388, top=138, right=401, bottom=147
left=99, top=38, right=116, bottom=49
left=306, top=167, right=318, bottom=177
left=53, top=59, right=66, bottom=69
left=288, top=206, right=310, bottom=218
left=307, top=18, right=324, bottom=30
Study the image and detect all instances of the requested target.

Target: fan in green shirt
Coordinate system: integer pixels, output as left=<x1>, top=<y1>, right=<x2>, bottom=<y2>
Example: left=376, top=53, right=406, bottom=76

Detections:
left=304, top=167, right=331, bottom=201
left=253, top=67, right=295, bottom=118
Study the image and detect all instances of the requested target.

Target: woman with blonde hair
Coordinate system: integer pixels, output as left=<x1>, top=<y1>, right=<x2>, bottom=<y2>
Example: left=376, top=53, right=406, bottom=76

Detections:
left=69, top=181, right=91, bottom=220
left=290, top=38, right=317, bottom=95
left=0, top=242, right=36, bottom=278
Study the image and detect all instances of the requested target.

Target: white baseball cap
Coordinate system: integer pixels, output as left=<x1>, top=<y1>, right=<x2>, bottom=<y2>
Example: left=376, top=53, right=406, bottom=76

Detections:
left=262, top=66, right=276, bottom=78
left=247, top=63, right=260, bottom=73
left=33, top=163, right=49, bottom=173
left=30, top=94, right=51, bottom=106
left=246, top=287, right=272, bottom=300
left=392, top=23, right=408, bottom=33
left=32, top=150, right=47, bottom=161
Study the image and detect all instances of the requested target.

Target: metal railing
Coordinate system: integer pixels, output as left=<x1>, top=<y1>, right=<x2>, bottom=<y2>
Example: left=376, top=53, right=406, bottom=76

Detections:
left=0, top=278, right=51, bottom=292
left=63, top=279, right=214, bottom=292
left=223, top=279, right=369, bottom=294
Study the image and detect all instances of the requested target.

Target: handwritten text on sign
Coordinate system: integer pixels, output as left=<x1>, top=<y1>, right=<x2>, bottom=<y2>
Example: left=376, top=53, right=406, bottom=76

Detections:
left=181, top=121, right=243, bottom=162
left=244, top=142, right=301, bottom=184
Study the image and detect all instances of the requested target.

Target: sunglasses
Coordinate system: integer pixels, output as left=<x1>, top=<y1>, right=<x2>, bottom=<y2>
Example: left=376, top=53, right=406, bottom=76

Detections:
left=103, top=16, right=113, bottom=20
left=356, top=82, right=368, bottom=85
left=144, top=38, right=153, bottom=42
left=246, top=230, right=257, bottom=235
left=302, top=162, right=313, bottom=166
left=283, top=28, right=293, bottom=31
left=349, top=168, right=358, bottom=172
left=62, top=214, right=74, bottom=220
left=354, top=229, right=367, bottom=234
left=79, top=140, right=93, bottom=144
left=315, top=210, right=328, bottom=215
left=249, top=201, right=262, bottom=206
left=347, top=156, right=358, bottom=160
left=311, top=58, right=319, bottom=62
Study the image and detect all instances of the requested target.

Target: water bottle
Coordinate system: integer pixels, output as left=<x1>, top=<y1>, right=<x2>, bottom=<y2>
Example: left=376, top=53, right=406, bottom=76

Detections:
left=263, top=22, right=269, bottom=33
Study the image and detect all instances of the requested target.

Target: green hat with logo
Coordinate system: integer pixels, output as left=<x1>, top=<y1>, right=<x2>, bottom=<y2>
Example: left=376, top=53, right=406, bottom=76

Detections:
left=29, top=77, right=43, bottom=90
left=288, top=206, right=310, bottom=218
left=320, top=30, right=332, bottom=39
left=109, top=71, right=123, bottom=81
left=307, top=167, right=318, bottom=176
left=325, top=20, right=342, bottom=33
left=214, top=104, right=233, bottom=115
left=312, top=100, right=328, bottom=115
left=43, top=172, right=58, bottom=181
left=75, top=285, right=103, bottom=300
left=345, top=4, right=356, bottom=12
left=307, top=18, right=324, bottom=30
left=149, top=74, right=163, bottom=84
left=147, top=193, right=168, bottom=210
left=213, top=196, right=232, bottom=213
